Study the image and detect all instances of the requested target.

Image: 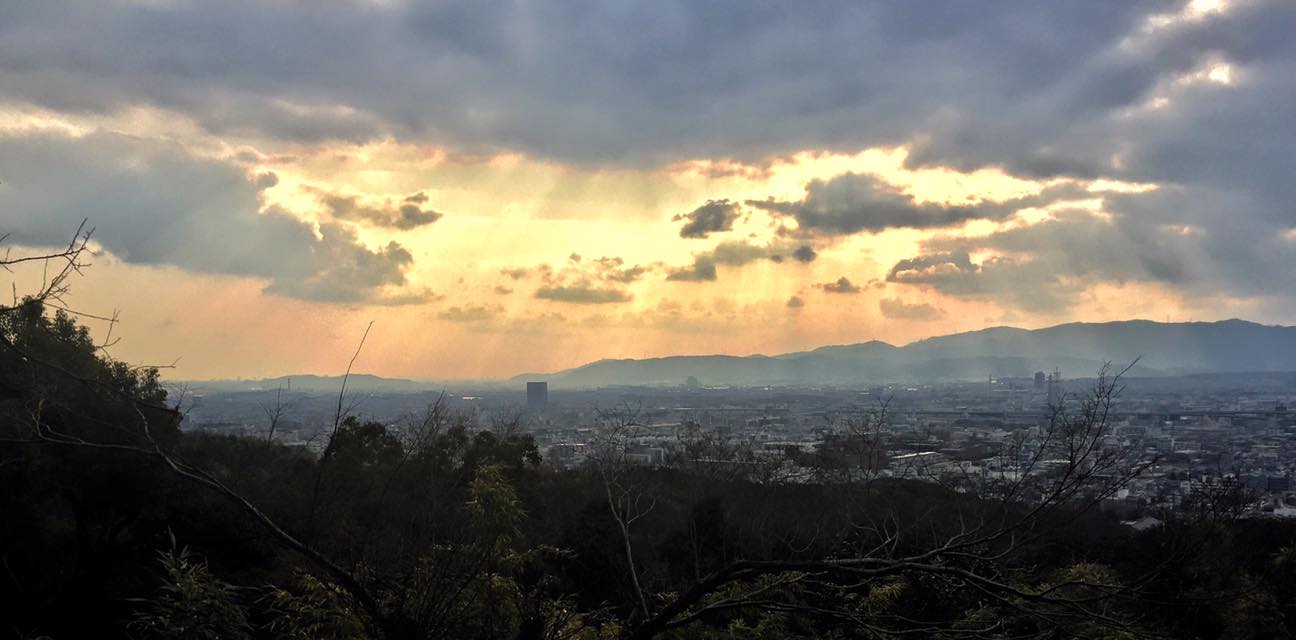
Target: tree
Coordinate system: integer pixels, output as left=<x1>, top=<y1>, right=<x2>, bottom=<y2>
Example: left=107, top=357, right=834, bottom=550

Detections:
left=128, top=547, right=254, bottom=640
left=592, top=366, right=1163, bottom=639
left=1, top=293, right=580, bottom=639
left=0, top=224, right=489, bottom=638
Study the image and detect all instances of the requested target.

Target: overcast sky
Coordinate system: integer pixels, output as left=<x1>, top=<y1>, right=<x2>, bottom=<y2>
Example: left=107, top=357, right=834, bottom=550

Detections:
left=3, top=0, right=1295, bottom=379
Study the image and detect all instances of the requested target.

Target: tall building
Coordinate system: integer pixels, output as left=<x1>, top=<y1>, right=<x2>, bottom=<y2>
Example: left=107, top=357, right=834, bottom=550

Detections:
left=1033, top=371, right=1047, bottom=389
left=1046, top=368, right=1062, bottom=406
left=527, top=381, right=548, bottom=411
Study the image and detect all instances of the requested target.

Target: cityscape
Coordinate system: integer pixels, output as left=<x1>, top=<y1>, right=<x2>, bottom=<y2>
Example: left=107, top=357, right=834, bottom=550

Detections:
left=182, top=365, right=1296, bottom=523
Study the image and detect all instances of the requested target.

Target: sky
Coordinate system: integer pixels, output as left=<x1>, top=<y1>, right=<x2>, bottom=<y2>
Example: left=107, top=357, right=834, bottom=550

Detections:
left=3, top=0, right=1296, bottom=380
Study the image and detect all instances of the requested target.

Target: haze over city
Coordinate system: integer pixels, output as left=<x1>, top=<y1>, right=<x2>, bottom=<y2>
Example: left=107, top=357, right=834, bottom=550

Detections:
left=5, top=0, right=1296, bottom=380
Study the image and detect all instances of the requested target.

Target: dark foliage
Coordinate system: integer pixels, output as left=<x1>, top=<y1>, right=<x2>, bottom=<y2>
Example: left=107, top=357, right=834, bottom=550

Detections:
left=2, top=303, right=1294, bottom=639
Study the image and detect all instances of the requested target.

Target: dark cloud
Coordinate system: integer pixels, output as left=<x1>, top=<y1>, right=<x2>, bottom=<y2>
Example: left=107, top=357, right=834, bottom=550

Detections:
left=666, top=257, right=718, bottom=282
left=751, top=174, right=973, bottom=234
left=710, top=241, right=769, bottom=266
left=310, top=187, right=444, bottom=230
left=675, top=199, right=741, bottom=238
left=887, top=251, right=977, bottom=282
left=254, top=172, right=279, bottom=190
left=395, top=197, right=444, bottom=229
left=748, top=175, right=1090, bottom=235
left=879, top=297, right=943, bottom=320
left=900, top=1, right=1296, bottom=194
left=786, top=295, right=805, bottom=309
left=0, top=1, right=1170, bottom=168
left=260, top=226, right=417, bottom=304
left=494, top=285, right=514, bottom=295
left=817, top=277, right=861, bottom=294
left=666, top=239, right=815, bottom=283
left=6, top=1, right=1296, bottom=311
left=894, top=256, right=1073, bottom=312
left=792, top=244, right=817, bottom=263
left=535, top=285, right=633, bottom=304
left=0, top=131, right=424, bottom=305
left=3, top=2, right=1292, bottom=210
left=885, top=248, right=1067, bottom=312
left=884, top=188, right=1296, bottom=312
left=767, top=243, right=819, bottom=264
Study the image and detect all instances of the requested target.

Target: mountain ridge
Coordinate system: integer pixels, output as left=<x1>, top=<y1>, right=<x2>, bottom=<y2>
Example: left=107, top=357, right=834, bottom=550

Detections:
left=181, top=319, right=1296, bottom=391
left=512, top=319, right=1296, bottom=387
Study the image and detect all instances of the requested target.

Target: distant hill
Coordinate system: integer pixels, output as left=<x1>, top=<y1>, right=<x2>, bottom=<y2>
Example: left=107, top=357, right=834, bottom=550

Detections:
left=513, top=319, right=1296, bottom=387
left=181, top=374, right=441, bottom=394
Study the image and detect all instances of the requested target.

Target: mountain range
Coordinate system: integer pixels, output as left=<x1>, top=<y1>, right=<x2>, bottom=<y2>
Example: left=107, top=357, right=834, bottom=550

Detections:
left=183, top=320, right=1296, bottom=391
left=512, top=319, right=1296, bottom=387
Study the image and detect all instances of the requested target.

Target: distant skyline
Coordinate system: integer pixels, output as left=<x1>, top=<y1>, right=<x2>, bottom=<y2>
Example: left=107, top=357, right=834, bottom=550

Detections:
left=5, top=0, right=1296, bottom=379
left=179, top=317, right=1293, bottom=384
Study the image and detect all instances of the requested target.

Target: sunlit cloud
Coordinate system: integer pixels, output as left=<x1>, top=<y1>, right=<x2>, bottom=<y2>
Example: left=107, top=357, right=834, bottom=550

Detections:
left=4, top=0, right=1295, bottom=378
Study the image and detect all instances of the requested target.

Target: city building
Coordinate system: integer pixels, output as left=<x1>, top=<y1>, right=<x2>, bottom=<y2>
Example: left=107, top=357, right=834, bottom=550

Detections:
left=527, top=381, right=548, bottom=411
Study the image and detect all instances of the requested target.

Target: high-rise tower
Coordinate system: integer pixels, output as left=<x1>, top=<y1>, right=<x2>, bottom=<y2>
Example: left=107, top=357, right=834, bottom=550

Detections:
left=527, top=381, right=548, bottom=411
left=1046, top=368, right=1062, bottom=406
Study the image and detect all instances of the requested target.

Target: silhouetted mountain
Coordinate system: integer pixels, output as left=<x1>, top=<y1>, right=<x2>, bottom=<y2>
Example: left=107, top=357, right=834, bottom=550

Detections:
left=515, top=319, right=1296, bottom=387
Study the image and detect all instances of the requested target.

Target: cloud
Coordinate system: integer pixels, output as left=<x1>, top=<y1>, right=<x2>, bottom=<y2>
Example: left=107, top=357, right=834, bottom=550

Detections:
left=508, top=255, right=649, bottom=286
left=792, top=244, right=817, bottom=263
left=747, top=174, right=1091, bottom=235
left=878, top=297, right=942, bottom=320
left=3, top=1, right=1293, bottom=227
left=535, top=285, right=633, bottom=304
left=497, top=254, right=650, bottom=303
left=881, top=187, right=1296, bottom=313
left=675, top=199, right=740, bottom=238
left=710, top=241, right=769, bottom=266
left=0, top=130, right=425, bottom=305
left=310, top=187, right=445, bottom=230
left=666, top=239, right=816, bottom=283
left=0, top=1, right=1171, bottom=168
left=7, top=1, right=1296, bottom=315
left=494, top=285, right=514, bottom=295
left=666, top=257, right=717, bottom=282
left=786, top=295, right=805, bottom=309
left=260, top=224, right=419, bottom=304
left=438, top=304, right=503, bottom=322
left=817, top=276, right=861, bottom=294
left=587, top=256, right=650, bottom=283
left=887, top=251, right=977, bottom=283
left=11, top=1, right=1270, bottom=181
left=885, top=248, right=1067, bottom=312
